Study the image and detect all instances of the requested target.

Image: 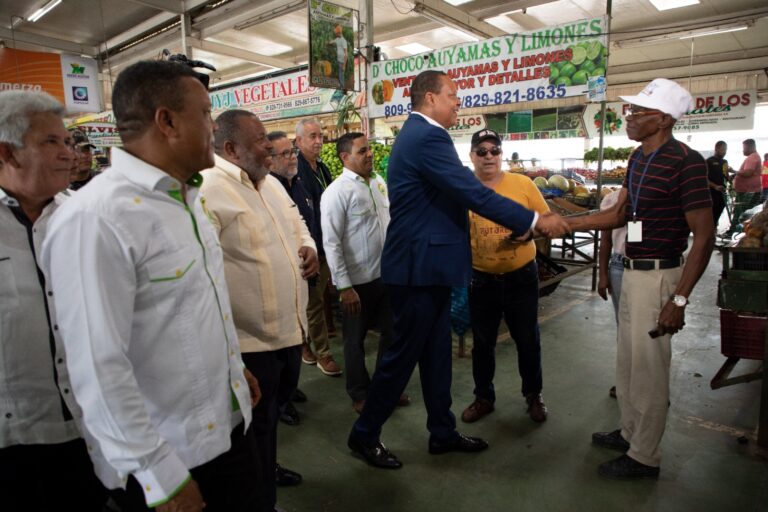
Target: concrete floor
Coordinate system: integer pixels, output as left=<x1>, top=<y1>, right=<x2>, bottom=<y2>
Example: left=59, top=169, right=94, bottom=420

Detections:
left=276, top=251, right=767, bottom=512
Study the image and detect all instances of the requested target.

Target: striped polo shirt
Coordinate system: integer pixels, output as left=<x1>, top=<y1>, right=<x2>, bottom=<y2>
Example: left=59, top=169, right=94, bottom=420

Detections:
left=622, top=138, right=711, bottom=260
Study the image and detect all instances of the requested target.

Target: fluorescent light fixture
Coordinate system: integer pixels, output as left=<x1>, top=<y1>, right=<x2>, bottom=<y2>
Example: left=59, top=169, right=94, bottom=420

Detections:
left=445, top=0, right=472, bottom=5
left=396, top=42, right=433, bottom=55
left=648, top=0, right=699, bottom=11
left=614, top=21, right=753, bottom=48
left=28, top=0, right=61, bottom=22
left=679, top=25, right=748, bottom=39
left=413, top=3, right=493, bottom=40
left=234, top=0, right=305, bottom=30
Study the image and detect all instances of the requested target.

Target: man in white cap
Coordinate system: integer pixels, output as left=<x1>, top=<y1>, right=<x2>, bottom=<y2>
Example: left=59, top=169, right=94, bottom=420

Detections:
left=566, top=78, right=714, bottom=479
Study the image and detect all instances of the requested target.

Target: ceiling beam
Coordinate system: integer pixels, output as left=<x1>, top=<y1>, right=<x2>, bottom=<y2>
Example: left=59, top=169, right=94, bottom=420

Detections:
left=123, top=0, right=184, bottom=14
left=187, top=39, right=296, bottom=69
left=193, top=0, right=305, bottom=40
left=0, top=27, right=99, bottom=55
left=609, top=46, right=768, bottom=75
left=472, top=0, right=557, bottom=20
left=412, top=0, right=505, bottom=39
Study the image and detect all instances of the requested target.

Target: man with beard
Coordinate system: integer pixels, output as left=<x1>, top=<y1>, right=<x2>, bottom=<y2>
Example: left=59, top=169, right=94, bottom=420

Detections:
left=202, top=110, right=318, bottom=512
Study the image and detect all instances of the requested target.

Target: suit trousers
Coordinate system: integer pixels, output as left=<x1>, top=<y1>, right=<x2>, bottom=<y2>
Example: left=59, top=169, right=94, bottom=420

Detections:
left=112, top=422, right=259, bottom=512
left=616, top=265, right=683, bottom=467
left=343, top=278, right=394, bottom=402
left=352, top=285, right=456, bottom=444
left=243, top=346, right=301, bottom=512
left=468, top=262, right=542, bottom=401
left=305, top=258, right=332, bottom=359
left=0, top=438, right=108, bottom=511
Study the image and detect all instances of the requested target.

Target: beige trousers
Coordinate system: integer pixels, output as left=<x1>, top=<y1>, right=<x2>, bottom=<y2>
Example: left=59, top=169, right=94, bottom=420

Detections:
left=305, top=258, right=332, bottom=359
left=616, top=265, right=683, bottom=467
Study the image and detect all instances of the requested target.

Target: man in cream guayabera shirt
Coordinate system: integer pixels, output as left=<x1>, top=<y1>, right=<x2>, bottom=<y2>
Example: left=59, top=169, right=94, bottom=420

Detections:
left=201, top=110, right=319, bottom=512
left=42, top=61, right=260, bottom=512
left=321, top=132, right=410, bottom=414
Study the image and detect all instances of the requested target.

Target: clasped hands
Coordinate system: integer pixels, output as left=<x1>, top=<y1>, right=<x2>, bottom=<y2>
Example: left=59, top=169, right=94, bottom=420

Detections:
left=532, top=211, right=572, bottom=239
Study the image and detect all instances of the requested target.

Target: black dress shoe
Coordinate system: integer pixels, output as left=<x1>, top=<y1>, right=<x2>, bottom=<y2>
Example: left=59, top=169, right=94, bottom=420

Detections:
left=428, top=433, right=489, bottom=455
left=598, top=454, right=660, bottom=480
left=279, top=402, right=300, bottom=426
left=592, top=429, right=630, bottom=451
left=347, top=434, right=402, bottom=469
left=291, top=388, right=308, bottom=403
left=275, top=464, right=303, bottom=486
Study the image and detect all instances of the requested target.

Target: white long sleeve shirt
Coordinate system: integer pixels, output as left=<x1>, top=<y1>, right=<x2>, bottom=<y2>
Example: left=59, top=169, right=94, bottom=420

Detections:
left=0, top=188, right=118, bottom=487
left=41, top=148, right=252, bottom=507
left=321, top=168, right=390, bottom=289
left=201, top=156, right=315, bottom=353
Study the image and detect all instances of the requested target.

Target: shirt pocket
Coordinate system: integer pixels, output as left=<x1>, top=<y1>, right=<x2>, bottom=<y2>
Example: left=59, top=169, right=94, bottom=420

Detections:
left=0, top=257, right=19, bottom=312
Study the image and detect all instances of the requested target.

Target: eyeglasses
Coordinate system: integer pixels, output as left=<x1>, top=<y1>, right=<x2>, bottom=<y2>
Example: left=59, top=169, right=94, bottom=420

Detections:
left=473, top=146, right=502, bottom=157
left=626, top=108, right=664, bottom=118
left=271, top=148, right=299, bottom=159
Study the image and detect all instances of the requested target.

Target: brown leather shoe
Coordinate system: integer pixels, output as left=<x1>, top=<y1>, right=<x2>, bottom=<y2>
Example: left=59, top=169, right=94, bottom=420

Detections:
left=353, top=400, right=365, bottom=414
left=301, top=346, right=317, bottom=365
left=317, top=356, right=342, bottom=376
left=526, top=393, right=547, bottom=423
left=461, top=398, right=494, bottom=423
left=397, top=393, right=411, bottom=407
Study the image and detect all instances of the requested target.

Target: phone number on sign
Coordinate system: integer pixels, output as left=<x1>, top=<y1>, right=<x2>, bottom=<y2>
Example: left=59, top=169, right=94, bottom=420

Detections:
left=382, top=85, right=567, bottom=118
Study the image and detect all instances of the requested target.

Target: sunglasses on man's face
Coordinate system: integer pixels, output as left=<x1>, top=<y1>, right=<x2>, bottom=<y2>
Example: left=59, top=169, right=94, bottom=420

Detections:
left=626, top=108, right=664, bottom=119
left=474, top=146, right=502, bottom=157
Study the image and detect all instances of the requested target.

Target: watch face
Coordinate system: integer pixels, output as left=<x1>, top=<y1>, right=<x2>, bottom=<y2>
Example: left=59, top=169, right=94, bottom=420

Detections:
left=673, top=295, right=687, bottom=307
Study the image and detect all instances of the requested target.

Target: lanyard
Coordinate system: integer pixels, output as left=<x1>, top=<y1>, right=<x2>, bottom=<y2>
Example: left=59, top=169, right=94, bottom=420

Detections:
left=627, top=148, right=659, bottom=220
left=312, top=164, right=328, bottom=189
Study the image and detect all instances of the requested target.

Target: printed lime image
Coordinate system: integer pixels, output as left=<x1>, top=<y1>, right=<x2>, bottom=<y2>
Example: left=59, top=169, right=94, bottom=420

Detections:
left=550, top=40, right=606, bottom=86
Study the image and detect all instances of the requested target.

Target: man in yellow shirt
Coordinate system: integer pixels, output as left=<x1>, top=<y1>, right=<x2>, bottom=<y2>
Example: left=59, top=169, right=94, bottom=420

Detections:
left=461, top=129, right=550, bottom=425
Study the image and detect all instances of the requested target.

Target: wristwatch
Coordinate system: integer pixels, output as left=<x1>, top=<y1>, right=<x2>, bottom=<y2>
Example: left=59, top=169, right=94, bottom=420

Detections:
left=671, top=294, right=688, bottom=307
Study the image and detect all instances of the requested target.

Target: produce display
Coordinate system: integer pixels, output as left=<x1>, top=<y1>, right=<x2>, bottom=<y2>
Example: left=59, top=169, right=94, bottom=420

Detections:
left=576, top=167, right=627, bottom=181
left=737, top=209, right=768, bottom=248
left=548, top=40, right=606, bottom=87
left=320, top=141, right=392, bottom=181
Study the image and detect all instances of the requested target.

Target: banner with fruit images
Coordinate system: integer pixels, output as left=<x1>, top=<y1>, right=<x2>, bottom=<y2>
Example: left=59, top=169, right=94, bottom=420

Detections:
left=583, top=90, right=756, bottom=138
left=209, top=67, right=357, bottom=121
left=308, top=0, right=356, bottom=91
left=368, top=16, right=607, bottom=119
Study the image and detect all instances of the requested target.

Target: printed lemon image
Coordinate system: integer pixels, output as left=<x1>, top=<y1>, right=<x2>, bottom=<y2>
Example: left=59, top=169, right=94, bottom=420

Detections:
left=550, top=40, right=606, bottom=86
left=372, top=81, right=384, bottom=104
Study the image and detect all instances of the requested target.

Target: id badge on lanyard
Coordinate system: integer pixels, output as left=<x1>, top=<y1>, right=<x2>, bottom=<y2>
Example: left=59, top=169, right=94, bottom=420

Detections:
left=627, top=148, right=660, bottom=244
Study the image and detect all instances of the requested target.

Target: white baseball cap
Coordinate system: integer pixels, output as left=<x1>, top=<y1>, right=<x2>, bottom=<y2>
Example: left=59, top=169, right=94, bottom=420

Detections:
left=619, top=78, right=694, bottom=120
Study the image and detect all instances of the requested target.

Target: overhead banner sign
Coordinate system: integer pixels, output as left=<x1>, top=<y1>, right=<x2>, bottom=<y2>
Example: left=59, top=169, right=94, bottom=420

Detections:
left=0, top=48, right=102, bottom=113
left=386, top=114, right=488, bottom=143
left=368, top=16, right=608, bottom=119
left=308, top=0, right=356, bottom=91
left=583, top=89, right=757, bottom=138
left=209, top=68, right=357, bottom=121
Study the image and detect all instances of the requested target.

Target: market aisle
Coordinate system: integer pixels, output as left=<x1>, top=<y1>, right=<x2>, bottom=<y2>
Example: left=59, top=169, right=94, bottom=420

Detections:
left=276, top=250, right=766, bottom=512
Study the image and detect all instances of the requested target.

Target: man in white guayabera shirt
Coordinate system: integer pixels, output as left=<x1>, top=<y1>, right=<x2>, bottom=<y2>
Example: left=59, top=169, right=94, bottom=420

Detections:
left=42, top=60, right=261, bottom=512
left=0, top=90, right=115, bottom=511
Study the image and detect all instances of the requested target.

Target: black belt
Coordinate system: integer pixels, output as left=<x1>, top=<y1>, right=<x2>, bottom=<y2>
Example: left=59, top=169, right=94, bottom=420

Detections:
left=622, top=257, right=683, bottom=271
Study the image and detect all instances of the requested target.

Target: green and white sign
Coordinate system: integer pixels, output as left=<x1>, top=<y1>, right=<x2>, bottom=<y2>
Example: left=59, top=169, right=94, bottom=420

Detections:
left=368, top=17, right=608, bottom=119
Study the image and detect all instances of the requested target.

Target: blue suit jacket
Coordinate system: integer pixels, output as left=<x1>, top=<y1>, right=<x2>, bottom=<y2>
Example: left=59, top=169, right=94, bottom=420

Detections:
left=381, top=114, right=535, bottom=288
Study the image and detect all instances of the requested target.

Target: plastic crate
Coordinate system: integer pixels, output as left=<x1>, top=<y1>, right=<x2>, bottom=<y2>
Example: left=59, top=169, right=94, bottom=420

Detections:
left=731, top=247, right=768, bottom=271
left=720, top=309, right=766, bottom=360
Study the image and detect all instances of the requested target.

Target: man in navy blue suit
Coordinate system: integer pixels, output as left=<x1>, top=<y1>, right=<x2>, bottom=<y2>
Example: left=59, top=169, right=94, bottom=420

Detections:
left=347, top=70, right=570, bottom=468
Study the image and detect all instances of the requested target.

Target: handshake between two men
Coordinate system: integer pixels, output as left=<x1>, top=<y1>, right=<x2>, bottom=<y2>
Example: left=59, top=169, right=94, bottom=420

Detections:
left=533, top=211, right=572, bottom=239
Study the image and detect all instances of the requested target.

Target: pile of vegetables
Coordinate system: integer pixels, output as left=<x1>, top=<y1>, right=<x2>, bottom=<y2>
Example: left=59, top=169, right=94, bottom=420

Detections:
left=583, top=146, right=635, bottom=163
left=738, top=209, right=768, bottom=248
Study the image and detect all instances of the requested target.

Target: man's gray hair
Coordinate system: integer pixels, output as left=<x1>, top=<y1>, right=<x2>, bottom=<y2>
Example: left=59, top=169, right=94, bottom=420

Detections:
left=0, top=91, right=65, bottom=148
left=267, top=130, right=288, bottom=142
left=295, top=118, right=321, bottom=137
